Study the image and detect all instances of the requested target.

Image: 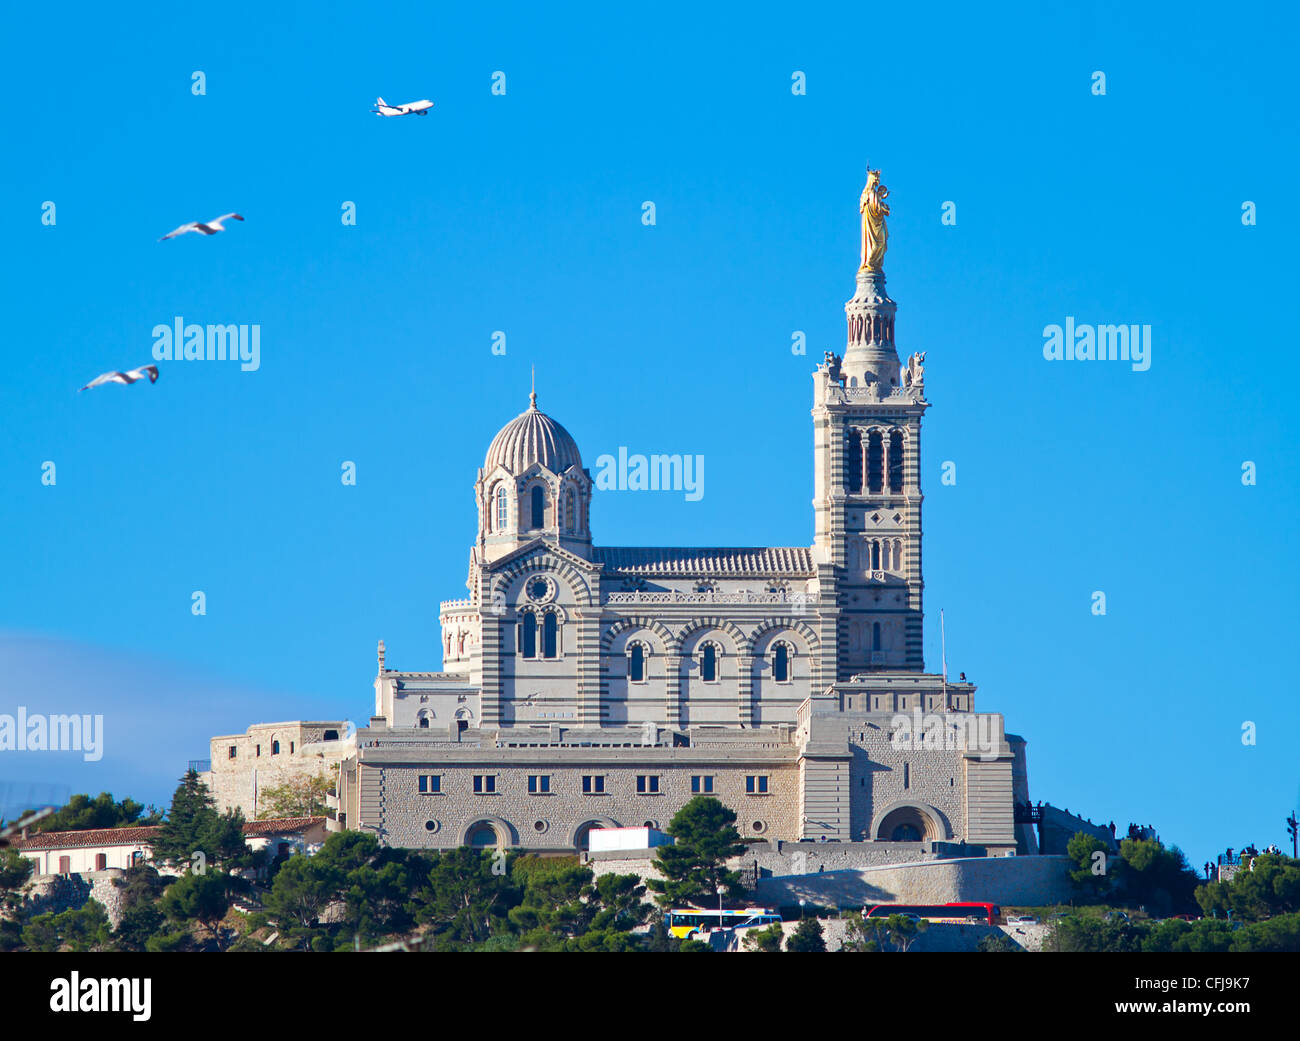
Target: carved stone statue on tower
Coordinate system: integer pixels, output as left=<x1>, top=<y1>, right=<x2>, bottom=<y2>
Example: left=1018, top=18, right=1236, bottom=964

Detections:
left=902, top=350, right=926, bottom=391
left=822, top=350, right=843, bottom=385
left=859, top=167, right=891, bottom=273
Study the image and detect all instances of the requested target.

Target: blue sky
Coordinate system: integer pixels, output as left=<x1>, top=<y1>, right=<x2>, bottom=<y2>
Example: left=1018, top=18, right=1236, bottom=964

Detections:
left=0, top=1, right=1296, bottom=866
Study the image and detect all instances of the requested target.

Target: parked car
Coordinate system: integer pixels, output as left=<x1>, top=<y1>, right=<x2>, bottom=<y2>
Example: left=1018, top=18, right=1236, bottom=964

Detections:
left=1007, top=914, right=1039, bottom=924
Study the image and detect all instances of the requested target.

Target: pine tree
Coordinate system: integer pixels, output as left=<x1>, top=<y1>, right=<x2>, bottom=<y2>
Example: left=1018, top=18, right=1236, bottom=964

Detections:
left=149, top=770, right=247, bottom=868
left=786, top=917, right=826, bottom=952
left=647, top=796, right=746, bottom=907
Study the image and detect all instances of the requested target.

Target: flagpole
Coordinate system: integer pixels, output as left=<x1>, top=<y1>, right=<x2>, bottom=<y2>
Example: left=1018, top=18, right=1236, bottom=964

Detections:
left=940, top=608, right=948, bottom=710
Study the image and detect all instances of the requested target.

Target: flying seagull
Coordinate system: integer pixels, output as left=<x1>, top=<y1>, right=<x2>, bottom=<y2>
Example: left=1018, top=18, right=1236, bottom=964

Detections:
left=79, top=364, right=159, bottom=392
left=160, top=213, right=244, bottom=241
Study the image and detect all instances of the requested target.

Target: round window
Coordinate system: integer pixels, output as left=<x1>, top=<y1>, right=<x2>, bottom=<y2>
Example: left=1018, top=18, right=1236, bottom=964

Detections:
left=528, top=579, right=550, bottom=601
left=424, top=820, right=439, bottom=833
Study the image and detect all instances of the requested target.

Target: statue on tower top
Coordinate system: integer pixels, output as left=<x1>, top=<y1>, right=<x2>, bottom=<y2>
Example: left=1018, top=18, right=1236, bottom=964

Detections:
left=859, top=166, right=891, bottom=274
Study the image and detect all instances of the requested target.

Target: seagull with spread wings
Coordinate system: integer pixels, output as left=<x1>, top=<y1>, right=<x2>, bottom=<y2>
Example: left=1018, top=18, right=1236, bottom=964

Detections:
left=159, top=212, right=244, bottom=241
left=79, top=364, right=159, bottom=392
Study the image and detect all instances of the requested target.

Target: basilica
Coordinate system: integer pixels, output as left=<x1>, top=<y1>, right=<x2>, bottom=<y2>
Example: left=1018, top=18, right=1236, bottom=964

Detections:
left=329, top=181, right=1029, bottom=857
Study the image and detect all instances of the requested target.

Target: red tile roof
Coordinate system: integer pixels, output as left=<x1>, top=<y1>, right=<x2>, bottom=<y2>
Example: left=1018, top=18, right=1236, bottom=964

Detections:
left=241, top=816, right=327, bottom=836
left=13, top=816, right=328, bottom=851
left=12, top=826, right=159, bottom=851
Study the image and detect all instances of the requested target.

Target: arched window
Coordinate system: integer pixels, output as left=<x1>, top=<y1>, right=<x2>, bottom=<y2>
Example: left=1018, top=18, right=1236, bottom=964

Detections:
left=522, top=612, right=537, bottom=658
left=417, top=710, right=430, bottom=729
left=773, top=643, right=790, bottom=683
left=543, top=612, right=558, bottom=659
left=564, top=488, right=576, bottom=532
left=871, top=540, right=881, bottom=570
left=271, top=739, right=280, bottom=755
left=629, top=643, right=646, bottom=683
left=700, top=643, right=718, bottom=683
left=888, top=429, right=904, bottom=492
left=494, top=485, right=508, bottom=531
left=872, top=622, right=882, bottom=652
left=530, top=486, right=545, bottom=529
left=867, top=430, right=884, bottom=492
left=845, top=429, right=862, bottom=493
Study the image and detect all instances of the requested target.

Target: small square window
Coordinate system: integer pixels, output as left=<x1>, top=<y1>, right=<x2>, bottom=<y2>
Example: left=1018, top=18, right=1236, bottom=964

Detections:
left=528, top=775, right=550, bottom=794
left=636, top=775, right=660, bottom=794
left=746, top=775, right=769, bottom=794
left=582, top=775, right=605, bottom=794
left=691, top=775, right=714, bottom=794
left=473, top=775, right=496, bottom=794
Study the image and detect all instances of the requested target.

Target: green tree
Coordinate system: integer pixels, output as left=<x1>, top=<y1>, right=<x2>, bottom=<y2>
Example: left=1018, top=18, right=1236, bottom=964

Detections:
left=342, top=852, right=417, bottom=944
left=255, top=769, right=337, bottom=820
left=150, top=770, right=248, bottom=869
left=840, top=912, right=882, bottom=952
left=0, top=848, right=34, bottom=951
left=26, top=792, right=160, bottom=833
left=743, top=922, right=785, bottom=951
left=842, top=913, right=928, bottom=952
left=645, top=910, right=679, bottom=952
left=977, top=931, right=1023, bottom=952
left=262, top=831, right=421, bottom=949
left=1229, top=912, right=1300, bottom=952
left=508, top=856, right=599, bottom=943
left=1066, top=831, right=1113, bottom=896
left=0, top=846, right=32, bottom=896
left=1045, top=914, right=1143, bottom=952
left=647, top=796, right=745, bottom=908
left=880, top=914, right=927, bottom=952
left=264, top=851, right=339, bottom=944
left=158, top=869, right=236, bottom=950
left=21, top=900, right=112, bottom=952
left=1115, top=838, right=1200, bottom=915
left=413, top=847, right=519, bottom=947
left=110, top=864, right=168, bottom=952
left=1142, top=917, right=1234, bottom=953
left=505, top=857, right=649, bottom=951
left=590, top=871, right=650, bottom=935
left=1196, top=853, right=1300, bottom=922
left=786, top=917, right=826, bottom=952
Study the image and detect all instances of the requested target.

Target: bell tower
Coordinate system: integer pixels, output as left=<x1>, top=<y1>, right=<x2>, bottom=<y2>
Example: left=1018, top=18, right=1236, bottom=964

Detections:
left=812, top=171, right=927, bottom=677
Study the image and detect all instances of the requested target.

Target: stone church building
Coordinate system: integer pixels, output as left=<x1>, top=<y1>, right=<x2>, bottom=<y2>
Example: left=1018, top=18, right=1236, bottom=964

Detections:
left=331, top=207, right=1032, bottom=858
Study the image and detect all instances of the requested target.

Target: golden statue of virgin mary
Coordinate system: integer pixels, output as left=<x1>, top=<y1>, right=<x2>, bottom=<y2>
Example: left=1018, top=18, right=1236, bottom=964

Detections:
left=859, top=167, right=890, bottom=273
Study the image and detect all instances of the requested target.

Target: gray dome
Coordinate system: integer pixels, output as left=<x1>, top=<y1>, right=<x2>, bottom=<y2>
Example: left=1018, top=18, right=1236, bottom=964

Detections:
left=484, top=393, right=582, bottom=475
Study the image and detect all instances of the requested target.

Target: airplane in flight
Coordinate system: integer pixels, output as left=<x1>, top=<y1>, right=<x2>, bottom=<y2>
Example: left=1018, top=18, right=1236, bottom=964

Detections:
left=372, top=96, right=434, bottom=117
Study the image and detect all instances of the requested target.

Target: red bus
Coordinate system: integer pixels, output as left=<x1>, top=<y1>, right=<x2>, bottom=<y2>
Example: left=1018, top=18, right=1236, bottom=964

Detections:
left=865, top=902, right=1001, bottom=925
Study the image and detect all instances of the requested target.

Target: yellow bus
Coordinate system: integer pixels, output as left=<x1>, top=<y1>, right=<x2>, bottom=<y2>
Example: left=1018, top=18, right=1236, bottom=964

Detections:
left=667, top=907, right=782, bottom=938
